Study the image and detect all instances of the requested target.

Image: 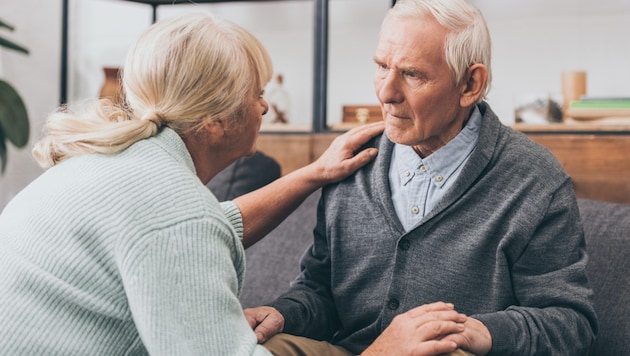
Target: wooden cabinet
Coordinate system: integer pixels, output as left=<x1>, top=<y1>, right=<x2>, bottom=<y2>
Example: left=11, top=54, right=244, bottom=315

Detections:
left=513, top=123, right=630, bottom=204
left=256, top=133, right=336, bottom=175
left=258, top=123, right=630, bottom=204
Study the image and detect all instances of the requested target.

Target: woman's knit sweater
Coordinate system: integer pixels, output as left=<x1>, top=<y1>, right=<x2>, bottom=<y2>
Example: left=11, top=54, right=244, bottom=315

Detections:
left=0, top=128, right=270, bottom=355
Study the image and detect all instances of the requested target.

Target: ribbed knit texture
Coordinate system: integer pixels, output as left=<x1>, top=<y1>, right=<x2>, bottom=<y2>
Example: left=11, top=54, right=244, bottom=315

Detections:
left=0, top=128, right=270, bottom=355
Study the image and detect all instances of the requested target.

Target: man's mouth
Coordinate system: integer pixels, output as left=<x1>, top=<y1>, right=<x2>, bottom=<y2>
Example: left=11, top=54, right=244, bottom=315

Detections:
left=386, top=112, right=408, bottom=120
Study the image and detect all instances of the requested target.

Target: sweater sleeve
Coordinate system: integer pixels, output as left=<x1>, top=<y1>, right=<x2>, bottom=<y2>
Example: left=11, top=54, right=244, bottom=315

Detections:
left=474, top=182, right=597, bottom=356
left=220, top=201, right=243, bottom=241
left=118, top=217, right=271, bottom=356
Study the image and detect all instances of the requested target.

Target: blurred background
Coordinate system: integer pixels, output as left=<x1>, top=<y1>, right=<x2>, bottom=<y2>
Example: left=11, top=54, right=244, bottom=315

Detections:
left=1, top=0, right=629, bottom=209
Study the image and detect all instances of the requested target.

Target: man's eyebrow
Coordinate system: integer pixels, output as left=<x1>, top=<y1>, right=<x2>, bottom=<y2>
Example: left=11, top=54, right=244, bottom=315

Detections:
left=372, top=57, right=424, bottom=78
left=401, top=66, right=422, bottom=74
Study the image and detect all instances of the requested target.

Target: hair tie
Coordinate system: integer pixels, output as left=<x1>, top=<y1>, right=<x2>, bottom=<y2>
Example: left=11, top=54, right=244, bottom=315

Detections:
left=141, top=112, right=166, bottom=128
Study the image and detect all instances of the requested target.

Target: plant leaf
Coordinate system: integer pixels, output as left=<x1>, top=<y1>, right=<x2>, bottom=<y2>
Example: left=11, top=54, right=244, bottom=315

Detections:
left=0, top=35, right=29, bottom=55
left=0, top=128, right=7, bottom=173
left=0, top=17, right=15, bottom=31
left=0, top=79, right=30, bottom=147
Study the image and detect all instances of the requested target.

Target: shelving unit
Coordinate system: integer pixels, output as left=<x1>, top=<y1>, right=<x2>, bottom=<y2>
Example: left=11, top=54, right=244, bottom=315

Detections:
left=60, top=0, right=396, bottom=132
left=57, top=0, right=630, bottom=203
left=60, top=0, right=397, bottom=133
left=513, top=123, right=630, bottom=203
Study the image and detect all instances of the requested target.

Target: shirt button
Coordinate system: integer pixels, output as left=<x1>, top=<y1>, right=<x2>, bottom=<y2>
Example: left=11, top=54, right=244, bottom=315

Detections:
left=399, top=239, right=410, bottom=251
left=388, top=299, right=400, bottom=310
left=411, top=206, right=419, bottom=215
left=404, top=171, right=411, bottom=177
left=420, top=165, right=427, bottom=172
left=436, top=175, right=443, bottom=182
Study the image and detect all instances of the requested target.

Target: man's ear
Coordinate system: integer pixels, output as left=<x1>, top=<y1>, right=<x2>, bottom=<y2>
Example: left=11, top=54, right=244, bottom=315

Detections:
left=460, top=63, right=488, bottom=107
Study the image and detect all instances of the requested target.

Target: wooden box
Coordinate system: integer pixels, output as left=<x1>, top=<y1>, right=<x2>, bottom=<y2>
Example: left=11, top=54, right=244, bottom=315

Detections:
left=342, top=105, right=382, bottom=124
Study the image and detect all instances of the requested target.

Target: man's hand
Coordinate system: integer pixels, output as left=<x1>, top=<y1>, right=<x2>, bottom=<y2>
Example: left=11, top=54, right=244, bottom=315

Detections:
left=361, top=302, right=467, bottom=356
left=441, top=317, right=492, bottom=355
left=243, top=306, right=285, bottom=344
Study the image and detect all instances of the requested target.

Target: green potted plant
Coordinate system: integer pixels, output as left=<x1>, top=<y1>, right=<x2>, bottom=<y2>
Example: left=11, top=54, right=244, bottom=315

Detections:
left=0, top=16, right=29, bottom=173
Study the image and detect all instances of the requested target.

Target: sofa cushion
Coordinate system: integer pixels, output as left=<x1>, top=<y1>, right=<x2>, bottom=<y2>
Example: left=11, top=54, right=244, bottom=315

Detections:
left=239, top=190, right=320, bottom=308
left=240, top=195, right=630, bottom=355
left=207, top=151, right=281, bottom=201
left=578, top=198, right=630, bottom=356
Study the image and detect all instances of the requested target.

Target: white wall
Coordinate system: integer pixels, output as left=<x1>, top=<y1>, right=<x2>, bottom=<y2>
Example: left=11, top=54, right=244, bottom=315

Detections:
left=69, top=0, right=317, bottom=128
left=0, top=0, right=61, bottom=209
left=477, top=0, right=630, bottom=125
left=2, top=0, right=630, bottom=210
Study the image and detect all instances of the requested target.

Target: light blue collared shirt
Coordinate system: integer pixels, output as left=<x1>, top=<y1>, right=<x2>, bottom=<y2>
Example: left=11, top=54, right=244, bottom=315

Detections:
left=388, top=106, right=482, bottom=231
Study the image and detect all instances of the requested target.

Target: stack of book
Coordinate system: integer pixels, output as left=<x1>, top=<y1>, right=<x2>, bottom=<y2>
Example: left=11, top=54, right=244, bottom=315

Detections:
left=565, top=97, right=630, bottom=121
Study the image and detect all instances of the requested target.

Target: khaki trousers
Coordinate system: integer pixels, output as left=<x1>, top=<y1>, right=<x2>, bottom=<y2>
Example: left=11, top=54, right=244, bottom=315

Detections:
left=263, top=333, right=475, bottom=356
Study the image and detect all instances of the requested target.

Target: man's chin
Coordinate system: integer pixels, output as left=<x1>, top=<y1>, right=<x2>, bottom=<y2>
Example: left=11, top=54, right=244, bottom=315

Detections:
left=384, top=127, right=418, bottom=147
left=383, top=127, right=403, bottom=144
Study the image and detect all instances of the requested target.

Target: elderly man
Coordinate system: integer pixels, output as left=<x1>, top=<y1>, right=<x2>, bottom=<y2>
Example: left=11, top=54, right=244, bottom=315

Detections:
left=245, top=0, right=597, bottom=355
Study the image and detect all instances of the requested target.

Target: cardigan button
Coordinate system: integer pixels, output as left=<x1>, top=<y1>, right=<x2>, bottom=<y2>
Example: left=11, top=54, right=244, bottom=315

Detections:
left=387, top=298, right=400, bottom=310
left=399, top=239, right=410, bottom=251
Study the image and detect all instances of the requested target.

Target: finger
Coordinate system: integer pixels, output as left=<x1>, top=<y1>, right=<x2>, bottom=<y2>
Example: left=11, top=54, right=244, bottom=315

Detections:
left=415, top=340, right=460, bottom=355
left=350, top=121, right=385, bottom=135
left=243, top=309, right=257, bottom=329
left=406, top=302, right=455, bottom=317
left=254, top=330, right=267, bottom=344
left=253, top=322, right=278, bottom=344
left=243, top=308, right=268, bottom=327
left=339, top=122, right=385, bottom=148
left=251, top=313, right=284, bottom=344
left=345, top=121, right=384, bottom=134
left=413, top=310, right=468, bottom=327
left=417, top=319, right=466, bottom=340
left=343, top=148, right=379, bottom=169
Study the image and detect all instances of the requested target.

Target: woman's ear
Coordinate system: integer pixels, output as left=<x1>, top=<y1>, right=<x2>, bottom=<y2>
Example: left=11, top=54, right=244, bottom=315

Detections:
left=460, top=64, right=488, bottom=107
left=203, top=118, right=226, bottom=142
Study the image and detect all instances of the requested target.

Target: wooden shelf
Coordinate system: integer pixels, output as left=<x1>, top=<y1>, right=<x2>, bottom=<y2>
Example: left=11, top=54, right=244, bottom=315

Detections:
left=513, top=121, right=630, bottom=134
left=259, top=124, right=630, bottom=204
left=513, top=123, right=630, bottom=204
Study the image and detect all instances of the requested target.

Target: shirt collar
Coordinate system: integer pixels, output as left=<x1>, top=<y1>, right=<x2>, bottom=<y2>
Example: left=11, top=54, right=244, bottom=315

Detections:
left=393, top=105, right=482, bottom=188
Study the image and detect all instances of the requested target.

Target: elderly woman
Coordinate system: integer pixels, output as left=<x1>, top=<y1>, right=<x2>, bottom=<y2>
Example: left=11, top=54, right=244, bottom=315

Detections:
left=0, top=13, right=382, bottom=355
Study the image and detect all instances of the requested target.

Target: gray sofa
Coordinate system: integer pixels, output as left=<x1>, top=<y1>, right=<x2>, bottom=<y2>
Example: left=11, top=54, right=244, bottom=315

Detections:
left=239, top=190, right=630, bottom=356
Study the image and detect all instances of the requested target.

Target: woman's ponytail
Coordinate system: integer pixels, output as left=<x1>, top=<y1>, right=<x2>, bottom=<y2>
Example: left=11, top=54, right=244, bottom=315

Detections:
left=32, top=99, right=165, bottom=168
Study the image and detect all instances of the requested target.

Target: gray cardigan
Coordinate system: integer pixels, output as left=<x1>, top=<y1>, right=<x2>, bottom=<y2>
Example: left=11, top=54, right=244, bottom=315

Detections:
left=269, top=102, right=597, bottom=355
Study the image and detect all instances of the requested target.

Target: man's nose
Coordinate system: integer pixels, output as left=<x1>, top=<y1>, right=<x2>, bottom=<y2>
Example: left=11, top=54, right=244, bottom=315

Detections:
left=377, top=72, right=403, bottom=104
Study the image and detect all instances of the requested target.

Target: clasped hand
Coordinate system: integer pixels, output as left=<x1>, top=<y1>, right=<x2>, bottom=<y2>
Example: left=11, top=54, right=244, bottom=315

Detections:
left=244, top=302, right=492, bottom=356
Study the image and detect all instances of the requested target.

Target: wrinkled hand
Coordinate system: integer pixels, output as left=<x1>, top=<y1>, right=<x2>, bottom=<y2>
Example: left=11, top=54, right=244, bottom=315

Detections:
left=243, top=306, right=285, bottom=344
left=441, top=317, right=492, bottom=356
left=361, top=302, right=467, bottom=356
left=309, top=122, right=384, bottom=185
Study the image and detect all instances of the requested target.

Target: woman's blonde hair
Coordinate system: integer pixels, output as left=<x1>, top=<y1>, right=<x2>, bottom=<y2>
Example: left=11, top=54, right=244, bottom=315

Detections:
left=33, top=12, right=273, bottom=168
left=384, top=0, right=492, bottom=102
